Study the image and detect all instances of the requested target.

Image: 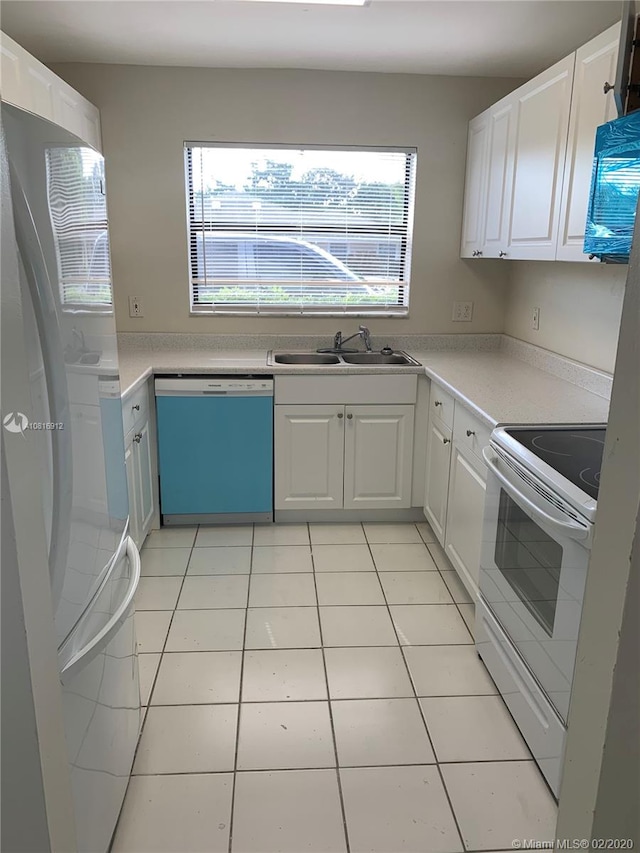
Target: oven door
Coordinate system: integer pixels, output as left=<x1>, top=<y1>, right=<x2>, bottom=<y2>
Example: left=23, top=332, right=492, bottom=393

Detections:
left=480, top=444, right=592, bottom=722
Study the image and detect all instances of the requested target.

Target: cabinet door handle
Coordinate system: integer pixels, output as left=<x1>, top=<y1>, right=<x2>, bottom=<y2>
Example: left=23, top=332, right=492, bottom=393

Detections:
left=466, top=429, right=475, bottom=437
left=347, top=413, right=353, bottom=420
left=337, top=412, right=344, bottom=419
left=603, top=81, right=614, bottom=94
left=133, top=433, right=142, bottom=443
left=132, top=404, right=140, bottom=411
left=442, top=437, right=451, bottom=445
left=434, top=401, right=442, bottom=407
left=499, top=251, right=508, bottom=258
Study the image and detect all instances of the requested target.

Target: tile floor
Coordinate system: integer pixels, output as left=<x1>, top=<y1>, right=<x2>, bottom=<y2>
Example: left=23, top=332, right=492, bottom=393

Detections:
left=113, top=521, right=557, bottom=853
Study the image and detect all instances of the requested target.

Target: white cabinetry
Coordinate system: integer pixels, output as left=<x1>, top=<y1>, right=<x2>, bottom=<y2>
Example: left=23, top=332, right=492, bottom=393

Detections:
left=274, top=405, right=344, bottom=510
left=122, top=382, right=155, bottom=549
left=460, top=114, right=489, bottom=258
left=506, top=54, right=575, bottom=260
left=423, top=381, right=490, bottom=599
left=460, top=22, right=621, bottom=263
left=460, top=99, right=516, bottom=259
left=445, top=445, right=486, bottom=596
left=557, top=23, right=620, bottom=261
left=1, top=31, right=102, bottom=150
left=423, top=416, right=452, bottom=542
left=343, top=405, right=414, bottom=510
left=274, top=375, right=417, bottom=517
left=482, top=99, right=516, bottom=258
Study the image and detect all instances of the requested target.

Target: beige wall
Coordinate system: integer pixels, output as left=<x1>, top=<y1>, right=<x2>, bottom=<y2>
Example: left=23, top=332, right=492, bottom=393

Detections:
left=504, top=261, right=626, bottom=374
left=52, top=63, right=520, bottom=336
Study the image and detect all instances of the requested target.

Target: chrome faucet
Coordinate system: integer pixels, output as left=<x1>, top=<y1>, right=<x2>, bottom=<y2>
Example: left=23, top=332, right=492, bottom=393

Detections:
left=72, top=327, right=86, bottom=352
left=330, top=326, right=372, bottom=352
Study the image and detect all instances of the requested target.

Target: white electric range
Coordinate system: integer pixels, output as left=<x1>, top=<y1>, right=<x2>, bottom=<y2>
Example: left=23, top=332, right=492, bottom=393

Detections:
left=476, top=424, right=606, bottom=797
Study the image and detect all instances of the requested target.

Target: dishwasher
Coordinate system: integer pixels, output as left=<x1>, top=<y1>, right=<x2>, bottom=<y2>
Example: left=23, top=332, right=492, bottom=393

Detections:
left=155, top=376, right=274, bottom=524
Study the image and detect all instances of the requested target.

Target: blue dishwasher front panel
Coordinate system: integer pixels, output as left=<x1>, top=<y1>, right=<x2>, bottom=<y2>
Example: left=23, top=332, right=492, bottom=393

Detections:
left=156, top=394, right=273, bottom=518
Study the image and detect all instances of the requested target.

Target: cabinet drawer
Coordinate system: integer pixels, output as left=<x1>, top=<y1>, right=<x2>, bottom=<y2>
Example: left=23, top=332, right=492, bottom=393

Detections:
left=453, top=405, right=491, bottom=464
left=429, top=382, right=455, bottom=429
left=122, top=384, right=149, bottom=435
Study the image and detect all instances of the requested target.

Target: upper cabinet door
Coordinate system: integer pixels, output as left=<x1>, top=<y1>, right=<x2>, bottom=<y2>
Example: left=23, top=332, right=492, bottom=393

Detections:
left=556, top=23, right=621, bottom=262
left=460, top=113, right=490, bottom=258
left=506, top=54, right=575, bottom=260
left=482, top=99, right=516, bottom=258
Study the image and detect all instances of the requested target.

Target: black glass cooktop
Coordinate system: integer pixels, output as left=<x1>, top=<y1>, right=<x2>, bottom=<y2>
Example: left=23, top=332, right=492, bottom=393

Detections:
left=504, top=426, right=606, bottom=501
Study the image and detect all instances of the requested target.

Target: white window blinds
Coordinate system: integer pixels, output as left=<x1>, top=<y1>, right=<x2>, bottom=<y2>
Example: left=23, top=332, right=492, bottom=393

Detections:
left=185, top=144, right=417, bottom=315
left=46, top=147, right=113, bottom=308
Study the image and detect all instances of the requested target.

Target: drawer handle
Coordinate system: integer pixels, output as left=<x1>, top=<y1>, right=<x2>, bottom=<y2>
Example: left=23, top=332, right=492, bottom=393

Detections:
left=434, top=401, right=442, bottom=407
left=337, top=412, right=344, bottom=419
left=132, top=404, right=140, bottom=411
left=442, top=437, right=451, bottom=445
left=466, top=429, right=476, bottom=437
left=133, top=433, right=142, bottom=443
left=347, top=413, right=353, bottom=420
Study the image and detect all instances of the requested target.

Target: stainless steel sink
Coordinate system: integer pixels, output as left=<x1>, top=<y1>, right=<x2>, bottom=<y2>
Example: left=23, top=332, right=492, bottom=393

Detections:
left=64, top=350, right=101, bottom=365
left=271, top=353, right=341, bottom=365
left=341, top=352, right=419, bottom=366
left=267, top=350, right=421, bottom=367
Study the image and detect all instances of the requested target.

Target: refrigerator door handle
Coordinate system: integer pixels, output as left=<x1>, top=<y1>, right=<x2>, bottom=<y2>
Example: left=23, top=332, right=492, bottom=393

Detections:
left=57, top=521, right=130, bottom=652
left=8, top=161, right=73, bottom=608
left=60, top=537, right=140, bottom=685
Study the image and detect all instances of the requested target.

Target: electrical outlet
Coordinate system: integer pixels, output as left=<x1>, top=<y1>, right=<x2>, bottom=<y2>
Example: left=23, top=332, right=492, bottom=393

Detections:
left=532, top=306, right=540, bottom=331
left=129, top=295, right=144, bottom=318
left=452, top=301, right=474, bottom=322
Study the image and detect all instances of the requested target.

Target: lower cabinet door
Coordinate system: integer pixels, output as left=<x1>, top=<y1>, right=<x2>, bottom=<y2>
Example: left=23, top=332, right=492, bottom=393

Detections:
left=445, top=444, right=486, bottom=599
left=343, top=405, right=414, bottom=510
left=274, top=405, right=344, bottom=510
left=424, top=417, right=452, bottom=545
left=132, top=419, right=154, bottom=545
left=124, top=438, right=140, bottom=548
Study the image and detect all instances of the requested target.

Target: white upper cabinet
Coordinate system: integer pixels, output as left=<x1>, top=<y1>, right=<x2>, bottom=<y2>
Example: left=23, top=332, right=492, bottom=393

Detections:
left=482, top=98, right=516, bottom=258
left=460, top=22, right=621, bottom=263
left=1, top=31, right=101, bottom=151
left=506, top=53, right=575, bottom=260
left=557, top=23, right=620, bottom=261
left=460, top=114, right=490, bottom=257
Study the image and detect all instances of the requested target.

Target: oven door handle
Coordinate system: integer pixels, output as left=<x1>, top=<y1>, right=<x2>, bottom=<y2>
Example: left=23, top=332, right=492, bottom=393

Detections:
left=482, top=447, right=591, bottom=541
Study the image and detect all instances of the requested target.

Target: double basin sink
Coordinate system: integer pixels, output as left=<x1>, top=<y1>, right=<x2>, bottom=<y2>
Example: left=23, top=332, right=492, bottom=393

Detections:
left=267, top=350, right=421, bottom=367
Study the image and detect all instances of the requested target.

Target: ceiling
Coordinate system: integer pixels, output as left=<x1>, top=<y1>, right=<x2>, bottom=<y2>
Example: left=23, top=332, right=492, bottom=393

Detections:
left=1, top=0, right=621, bottom=77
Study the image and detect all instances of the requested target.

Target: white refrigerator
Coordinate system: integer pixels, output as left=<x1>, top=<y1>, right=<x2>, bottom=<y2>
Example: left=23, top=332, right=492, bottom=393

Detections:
left=1, top=102, right=140, bottom=852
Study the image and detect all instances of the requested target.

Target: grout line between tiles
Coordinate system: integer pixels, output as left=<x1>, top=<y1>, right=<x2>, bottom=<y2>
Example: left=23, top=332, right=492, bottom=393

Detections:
left=111, top=525, right=200, bottom=849
left=312, top=523, right=352, bottom=853
left=368, top=522, right=467, bottom=852
left=226, top=522, right=254, bottom=853
left=425, top=540, right=476, bottom=643
left=129, top=756, right=542, bottom=777
left=132, top=522, right=550, bottom=850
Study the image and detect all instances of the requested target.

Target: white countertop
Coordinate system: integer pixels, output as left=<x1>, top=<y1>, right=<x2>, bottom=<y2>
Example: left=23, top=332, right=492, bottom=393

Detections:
left=117, top=343, right=610, bottom=428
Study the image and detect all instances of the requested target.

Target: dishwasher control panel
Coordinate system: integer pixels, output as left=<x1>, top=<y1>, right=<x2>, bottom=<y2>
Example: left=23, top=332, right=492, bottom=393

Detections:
left=155, top=377, right=274, bottom=396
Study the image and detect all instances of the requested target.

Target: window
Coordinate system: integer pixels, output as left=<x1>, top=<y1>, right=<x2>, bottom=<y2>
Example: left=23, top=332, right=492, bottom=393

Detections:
left=46, top=147, right=113, bottom=310
left=185, top=144, right=417, bottom=315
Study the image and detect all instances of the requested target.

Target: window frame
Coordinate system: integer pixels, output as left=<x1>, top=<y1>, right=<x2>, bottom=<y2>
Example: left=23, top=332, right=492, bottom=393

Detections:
left=184, top=142, right=417, bottom=317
